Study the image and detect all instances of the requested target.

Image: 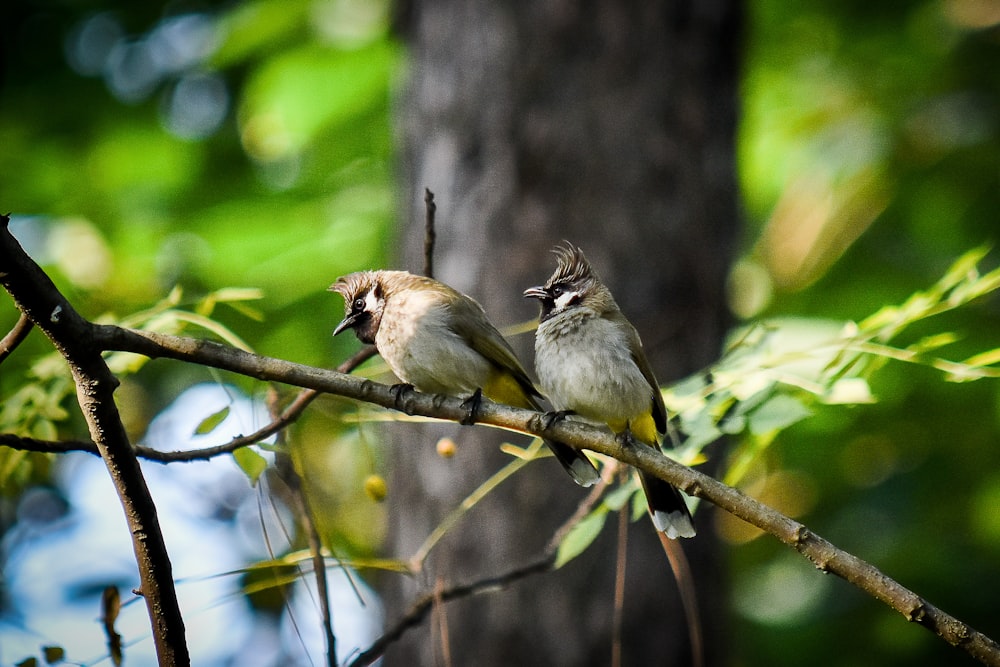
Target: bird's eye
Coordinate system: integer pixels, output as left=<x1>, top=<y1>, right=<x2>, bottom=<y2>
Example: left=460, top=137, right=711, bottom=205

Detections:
left=551, top=285, right=564, bottom=297
left=352, top=298, right=365, bottom=311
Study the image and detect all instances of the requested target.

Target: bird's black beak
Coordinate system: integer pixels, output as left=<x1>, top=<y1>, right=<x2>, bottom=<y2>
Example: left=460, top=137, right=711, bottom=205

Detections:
left=332, top=312, right=360, bottom=337
left=523, top=286, right=548, bottom=300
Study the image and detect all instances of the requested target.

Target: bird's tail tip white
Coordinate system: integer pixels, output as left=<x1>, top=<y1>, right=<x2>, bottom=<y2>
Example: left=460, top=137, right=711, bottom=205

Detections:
left=570, top=460, right=601, bottom=487
left=654, top=510, right=697, bottom=539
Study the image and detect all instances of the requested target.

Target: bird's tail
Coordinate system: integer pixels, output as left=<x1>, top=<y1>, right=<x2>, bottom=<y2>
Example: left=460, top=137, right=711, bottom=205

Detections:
left=639, top=471, right=696, bottom=539
left=545, top=438, right=601, bottom=487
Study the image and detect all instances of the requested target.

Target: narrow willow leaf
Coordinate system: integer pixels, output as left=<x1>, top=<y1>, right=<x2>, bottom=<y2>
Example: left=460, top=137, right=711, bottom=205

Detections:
left=233, top=447, right=268, bottom=485
left=194, top=406, right=230, bottom=435
left=603, top=482, right=637, bottom=512
left=939, top=246, right=990, bottom=291
left=212, top=287, right=265, bottom=302
left=824, top=378, right=875, bottom=405
left=961, top=347, right=1000, bottom=369
left=910, top=332, right=961, bottom=354
left=555, top=508, right=608, bottom=568
left=226, top=300, right=265, bottom=322
left=170, top=312, right=254, bottom=351
left=747, top=394, right=813, bottom=436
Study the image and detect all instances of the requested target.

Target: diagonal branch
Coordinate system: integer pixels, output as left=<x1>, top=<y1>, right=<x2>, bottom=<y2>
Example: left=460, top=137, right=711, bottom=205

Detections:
left=0, top=215, right=189, bottom=666
left=93, top=326, right=1000, bottom=667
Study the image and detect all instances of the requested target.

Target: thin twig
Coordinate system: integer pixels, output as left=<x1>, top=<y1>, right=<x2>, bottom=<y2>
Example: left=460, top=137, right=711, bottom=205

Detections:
left=348, top=474, right=612, bottom=667
left=659, top=534, right=703, bottom=667
left=432, top=576, right=451, bottom=667
left=611, top=504, right=627, bottom=667
left=0, top=312, right=33, bottom=363
left=423, top=188, right=436, bottom=279
left=276, top=346, right=376, bottom=667
left=0, top=346, right=379, bottom=463
left=282, top=455, right=338, bottom=667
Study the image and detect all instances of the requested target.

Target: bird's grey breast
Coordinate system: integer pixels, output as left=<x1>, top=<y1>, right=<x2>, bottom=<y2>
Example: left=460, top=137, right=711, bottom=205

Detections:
left=535, top=309, right=651, bottom=422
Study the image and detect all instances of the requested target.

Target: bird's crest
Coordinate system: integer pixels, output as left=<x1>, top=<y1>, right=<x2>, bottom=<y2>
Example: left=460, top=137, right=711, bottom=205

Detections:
left=547, top=243, right=596, bottom=288
left=329, top=271, right=378, bottom=302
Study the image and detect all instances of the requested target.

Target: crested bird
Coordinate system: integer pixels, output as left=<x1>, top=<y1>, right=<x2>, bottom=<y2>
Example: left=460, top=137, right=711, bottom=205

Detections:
left=524, top=244, right=695, bottom=538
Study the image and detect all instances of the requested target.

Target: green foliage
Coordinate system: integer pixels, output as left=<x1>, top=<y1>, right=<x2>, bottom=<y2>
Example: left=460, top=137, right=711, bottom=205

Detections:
left=664, top=248, right=1000, bottom=490
left=0, top=286, right=264, bottom=493
left=232, top=447, right=269, bottom=486
left=555, top=507, right=608, bottom=569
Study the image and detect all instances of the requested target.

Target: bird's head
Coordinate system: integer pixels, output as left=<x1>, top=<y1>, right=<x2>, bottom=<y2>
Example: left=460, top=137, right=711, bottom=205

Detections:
left=329, top=271, right=387, bottom=344
left=523, top=243, right=615, bottom=322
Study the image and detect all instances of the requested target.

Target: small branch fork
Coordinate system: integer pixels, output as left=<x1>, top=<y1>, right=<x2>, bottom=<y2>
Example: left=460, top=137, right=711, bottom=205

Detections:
left=3, top=215, right=1000, bottom=667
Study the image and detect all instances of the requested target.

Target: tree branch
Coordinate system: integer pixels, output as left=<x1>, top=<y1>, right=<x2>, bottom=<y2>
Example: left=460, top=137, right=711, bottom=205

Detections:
left=423, top=188, right=437, bottom=279
left=3, top=215, right=998, bottom=665
left=0, top=215, right=190, bottom=666
left=0, top=312, right=33, bottom=363
left=92, top=325, right=1000, bottom=666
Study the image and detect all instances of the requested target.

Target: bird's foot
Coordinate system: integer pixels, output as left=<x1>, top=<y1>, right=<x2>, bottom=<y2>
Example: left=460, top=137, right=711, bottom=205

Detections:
left=389, top=383, right=416, bottom=413
left=460, top=388, right=484, bottom=426
left=541, top=409, right=576, bottom=431
left=616, top=427, right=638, bottom=450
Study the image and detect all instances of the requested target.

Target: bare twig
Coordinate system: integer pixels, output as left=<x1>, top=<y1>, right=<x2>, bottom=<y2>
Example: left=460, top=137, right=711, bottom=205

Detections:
left=274, top=348, right=376, bottom=667
left=349, top=474, right=612, bottom=667
left=423, top=188, right=436, bottom=279
left=0, top=312, right=33, bottom=363
left=0, top=346, right=379, bottom=463
left=280, top=453, right=338, bottom=667
left=659, top=534, right=703, bottom=667
left=612, top=504, right=627, bottom=667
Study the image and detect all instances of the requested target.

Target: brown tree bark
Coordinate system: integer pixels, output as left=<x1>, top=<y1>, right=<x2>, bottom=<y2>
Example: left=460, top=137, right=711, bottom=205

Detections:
left=386, top=2, right=741, bottom=664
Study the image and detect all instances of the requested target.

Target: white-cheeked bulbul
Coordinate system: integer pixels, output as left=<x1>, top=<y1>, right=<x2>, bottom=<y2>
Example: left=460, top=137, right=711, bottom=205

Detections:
left=524, top=244, right=696, bottom=538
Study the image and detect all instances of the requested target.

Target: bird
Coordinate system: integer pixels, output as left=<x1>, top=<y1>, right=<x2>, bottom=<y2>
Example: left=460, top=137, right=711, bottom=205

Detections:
left=524, top=243, right=696, bottom=538
left=329, top=269, right=600, bottom=487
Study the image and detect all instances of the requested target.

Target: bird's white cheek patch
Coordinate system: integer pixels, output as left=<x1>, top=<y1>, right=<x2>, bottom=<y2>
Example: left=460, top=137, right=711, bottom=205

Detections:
left=364, top=288, right=380, bottom=314
left=554, top=291, right=579, bottom=311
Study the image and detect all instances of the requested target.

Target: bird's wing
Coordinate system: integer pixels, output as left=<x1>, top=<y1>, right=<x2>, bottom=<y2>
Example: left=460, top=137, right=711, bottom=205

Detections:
left=607, top=310, right=667, bottom=436
left=448, top=294, right=540, bottom=402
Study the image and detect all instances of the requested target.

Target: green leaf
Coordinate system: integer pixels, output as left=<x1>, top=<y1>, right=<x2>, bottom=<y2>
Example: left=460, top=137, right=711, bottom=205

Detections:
left=939, top=246, right=990, bottom=292
left=909, top=332, right=961, bottom=354
left=194, top=406, right=231, bottom=435
left=555, top=508, right=608, bottom=568
left=233, top=447, right=268, bottom=485
left=602, top=482, right=637, bottom=511
left=961, top=347, right=1000, bottom=369
left=747, top=394, right=813, bottom=436
left=824, top=378, right=876, bottom=405
left=15, top=658, right=38, bottom=667
left=42, top=646, right=65, bottom=664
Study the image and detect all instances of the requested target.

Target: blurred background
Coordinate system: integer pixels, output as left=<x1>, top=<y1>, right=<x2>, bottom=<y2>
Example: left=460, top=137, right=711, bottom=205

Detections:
left=1, top=0, right=998, bottom=665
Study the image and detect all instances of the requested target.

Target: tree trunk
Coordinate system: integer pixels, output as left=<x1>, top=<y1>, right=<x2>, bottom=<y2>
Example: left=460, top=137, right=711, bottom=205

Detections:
left=385, top=1, right=741, bottom=664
